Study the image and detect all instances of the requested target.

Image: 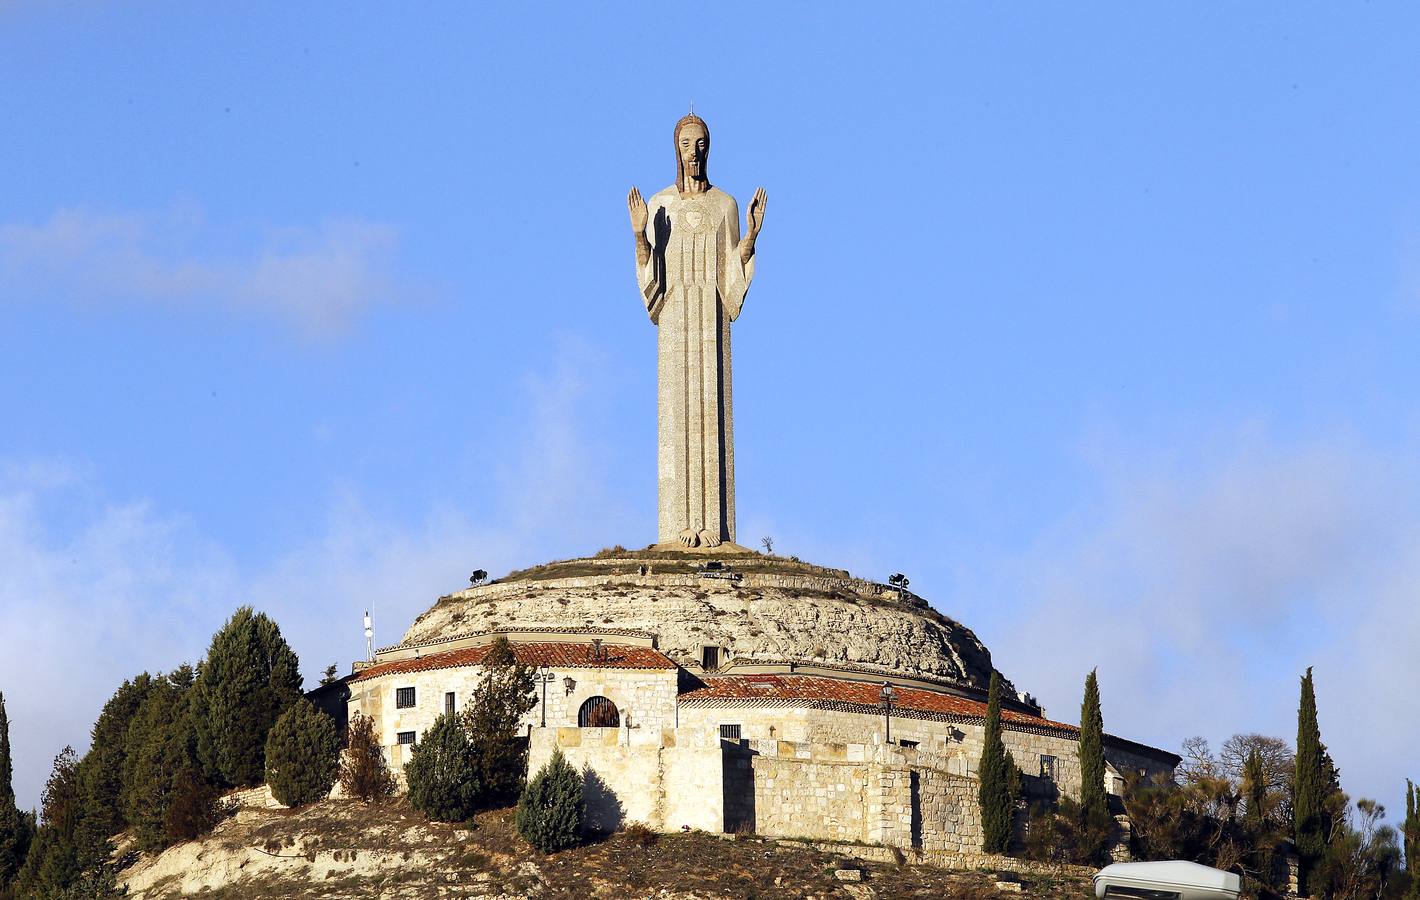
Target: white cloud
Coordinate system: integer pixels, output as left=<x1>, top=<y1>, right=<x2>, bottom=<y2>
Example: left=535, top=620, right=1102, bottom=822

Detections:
left=964, top=428, right=1420, bottom=823
left=0, top=340, right=640, bottom=810
left=0, top=208, right=403, bottom=337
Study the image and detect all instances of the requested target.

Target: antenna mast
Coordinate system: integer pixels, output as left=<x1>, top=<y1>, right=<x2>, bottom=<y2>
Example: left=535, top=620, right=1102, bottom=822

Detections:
left=363, top=609, right=375, bottom=662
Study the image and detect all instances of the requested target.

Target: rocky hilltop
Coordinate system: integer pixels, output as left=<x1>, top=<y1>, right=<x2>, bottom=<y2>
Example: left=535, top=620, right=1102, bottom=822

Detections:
left=402, top=550, right=1005, bottom=691
left=118, top=792, right=1093, bottom=899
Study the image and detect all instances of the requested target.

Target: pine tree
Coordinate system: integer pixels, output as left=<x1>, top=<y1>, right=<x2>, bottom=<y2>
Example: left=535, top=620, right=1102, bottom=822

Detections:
left=465, top=637, right=537, bottom=806
left=265, top=699, right=341, bottom=808
left=405, top=714, right=480, bottom=822
left=516, top=749, right=584, bottom=853
left=192, top=606, right=303, bottom=787
left=978, top=671, right=1019, bottom=854
left=340, top=712, right=396, bottom=802
left=0, top=690, right=31, bottom=892
left=121, top=669, right=200, bottom=852
left=1294, top=667, right=1326, bottom=892
left=16, top=747, right=83, bottom=896
left=74, top=672, right=154, bottom=872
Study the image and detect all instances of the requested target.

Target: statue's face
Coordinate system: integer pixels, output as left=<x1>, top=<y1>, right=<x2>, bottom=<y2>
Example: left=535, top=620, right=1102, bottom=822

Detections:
left=678, top=122, right=709, bottom=178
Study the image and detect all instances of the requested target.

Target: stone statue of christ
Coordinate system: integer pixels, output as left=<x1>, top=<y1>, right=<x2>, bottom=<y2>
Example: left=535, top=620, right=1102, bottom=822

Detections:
left=628, top=114, right=766, bottom=549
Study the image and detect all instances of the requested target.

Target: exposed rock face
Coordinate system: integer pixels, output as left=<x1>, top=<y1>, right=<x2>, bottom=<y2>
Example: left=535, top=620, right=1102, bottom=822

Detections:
left=402, top=554, right=1003, bottom=690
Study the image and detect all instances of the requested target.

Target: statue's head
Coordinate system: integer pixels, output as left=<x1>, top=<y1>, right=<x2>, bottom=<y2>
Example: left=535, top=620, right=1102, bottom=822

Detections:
left=674, top=114, right=709, bottom=187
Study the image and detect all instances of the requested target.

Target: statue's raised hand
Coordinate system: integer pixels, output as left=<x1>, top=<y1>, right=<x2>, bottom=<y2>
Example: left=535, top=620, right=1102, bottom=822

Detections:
left=628, top=186, right=649, bottom=234
left=746, top=187, right=767, bottom=239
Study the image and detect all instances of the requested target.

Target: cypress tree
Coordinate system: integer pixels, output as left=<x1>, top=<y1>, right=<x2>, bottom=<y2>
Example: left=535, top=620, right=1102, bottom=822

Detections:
left=0, top=690, right=31, bottom=891
left=405, top=714, right=481, bottom=822
left=1294, top=667, right=1326, bottom=891
left=516, top=749, right=584, bottom=853
left=265, top=699, right=341, bottom=808
left=978, top=671, right=1018, bottom=854
left=1404, top=779, right=1420, bottom=898
left=192, top=606, right=303, bottom=787
left=1242, top=748, right=1269, bottom=831
left=1078, top=670, right=1108, bottom=824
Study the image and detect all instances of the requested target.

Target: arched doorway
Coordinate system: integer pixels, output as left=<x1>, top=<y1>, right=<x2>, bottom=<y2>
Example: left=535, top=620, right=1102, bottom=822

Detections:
left=577, top=696, right=620, bottom=727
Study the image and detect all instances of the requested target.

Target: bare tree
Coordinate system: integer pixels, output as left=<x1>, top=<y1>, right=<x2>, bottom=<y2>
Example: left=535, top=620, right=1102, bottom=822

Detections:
left=1178, top=736, right=1219, bottom=784
left=1220, top=733, right=1293, bottom=792
left=760, top=536, right=774, bottom=554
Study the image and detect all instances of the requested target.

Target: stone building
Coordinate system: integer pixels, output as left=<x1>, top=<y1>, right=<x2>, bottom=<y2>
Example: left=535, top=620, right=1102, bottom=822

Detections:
left=340, top=554, right=1178, bottom=853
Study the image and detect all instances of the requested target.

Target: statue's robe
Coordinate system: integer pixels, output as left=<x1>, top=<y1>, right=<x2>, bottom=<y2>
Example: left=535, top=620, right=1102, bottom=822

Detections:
left=636, top=186, right=755, bottom=546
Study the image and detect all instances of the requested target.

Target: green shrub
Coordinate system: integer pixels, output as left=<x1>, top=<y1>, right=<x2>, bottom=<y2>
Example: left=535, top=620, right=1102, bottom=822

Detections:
left=163, top=766, right=222, bottom=843
left=340, top=712, right=396, bottom=802
left=465, top=638, right=536, bottom=806
left=265, top=698, right=341, bottom=808
left=516, top=749, right=584, bottom=853
left=405, top=714, right=480, bottom=822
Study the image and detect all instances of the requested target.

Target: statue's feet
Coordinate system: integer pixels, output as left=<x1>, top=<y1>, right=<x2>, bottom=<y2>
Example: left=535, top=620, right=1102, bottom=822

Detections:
left=697, top=530, right=722, bottom=548
left=678, top=528, right=700, bottom=548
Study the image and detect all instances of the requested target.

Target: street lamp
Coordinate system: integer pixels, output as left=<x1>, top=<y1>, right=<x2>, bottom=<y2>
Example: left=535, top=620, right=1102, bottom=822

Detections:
left=879, top=682, right=898, bottom=744
left=535, top=665, right=557, bottom=727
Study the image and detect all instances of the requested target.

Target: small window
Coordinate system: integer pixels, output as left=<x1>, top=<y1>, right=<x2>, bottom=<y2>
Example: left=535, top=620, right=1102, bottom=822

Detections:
left=701, top=646, right=720, bottom=671
left=444, top=692, right=455, bottom=716
left=900, top=739, right=920, bottom=750
left=577, top=696, right=620, bottom=727
left=397, top=731, right=416, bottom=745
left=395, top=687, right=416, bottom=709
left=719, top=723, right=742, bottom=741
left=1040, top=755, right=1058, bottom=782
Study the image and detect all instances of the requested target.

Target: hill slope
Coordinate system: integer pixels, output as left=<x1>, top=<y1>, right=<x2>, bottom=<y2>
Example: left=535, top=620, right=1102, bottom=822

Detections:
left=118, top=797, right=1095, bottom=899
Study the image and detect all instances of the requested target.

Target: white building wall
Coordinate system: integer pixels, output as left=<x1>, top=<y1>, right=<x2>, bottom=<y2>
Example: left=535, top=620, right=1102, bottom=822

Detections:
left=348, top=664, right=678, bottom=769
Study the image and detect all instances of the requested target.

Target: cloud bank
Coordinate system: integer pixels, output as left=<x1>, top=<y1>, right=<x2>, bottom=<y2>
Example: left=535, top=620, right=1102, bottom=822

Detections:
left=0, top=208, right=402, bottom=337
left=0, top=339, right=639, bottom=811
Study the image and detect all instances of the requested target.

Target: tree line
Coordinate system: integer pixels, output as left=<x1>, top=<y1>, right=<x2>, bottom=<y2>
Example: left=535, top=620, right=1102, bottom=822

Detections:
left=976, top=666, right=1419, bottom=899
left=0, top=614, right=588, bottom=898
left=0, top=606, right=352, bottom=899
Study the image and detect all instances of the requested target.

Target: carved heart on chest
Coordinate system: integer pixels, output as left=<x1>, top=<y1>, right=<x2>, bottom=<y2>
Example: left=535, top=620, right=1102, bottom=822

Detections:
left=683, top=209, right=704, bottom=230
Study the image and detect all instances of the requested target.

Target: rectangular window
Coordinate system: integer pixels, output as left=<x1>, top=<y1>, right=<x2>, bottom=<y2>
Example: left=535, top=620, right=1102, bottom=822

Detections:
left=1040, top=755, right=1058, bottom=782
left=719, top=723, right=741, bottom=741
left=445, top=692, right=455, bottom=716
left=397, top=731, right=416, bottom=746
left=900, top=739, right=920, bottom=749
left=395, top=686, right=416, bottom=709
left=701, top=646, right=720, bottom=672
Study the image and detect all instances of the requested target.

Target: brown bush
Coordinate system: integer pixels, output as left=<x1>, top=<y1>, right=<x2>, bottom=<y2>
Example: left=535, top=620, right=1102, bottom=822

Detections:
left=339, top=712, right=396, bottom=802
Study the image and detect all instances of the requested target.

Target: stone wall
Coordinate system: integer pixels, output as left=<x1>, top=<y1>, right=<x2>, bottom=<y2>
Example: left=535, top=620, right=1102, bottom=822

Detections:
left=526, top=725, right=723, bottom=833
left=752, top=752, right=869, bottom=842
left=679, top=704, right=1102, bottom=803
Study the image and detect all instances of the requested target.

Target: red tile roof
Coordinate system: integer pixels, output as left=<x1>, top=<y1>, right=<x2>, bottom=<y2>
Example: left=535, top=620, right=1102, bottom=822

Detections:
left=680, top=674, right=1079, bottom=733
left=351, top=641, right=676, bottom=682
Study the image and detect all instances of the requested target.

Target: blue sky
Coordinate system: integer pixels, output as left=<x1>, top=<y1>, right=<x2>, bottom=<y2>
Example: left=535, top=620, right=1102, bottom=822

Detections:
left=2, top=3, right=1418, bottom=820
